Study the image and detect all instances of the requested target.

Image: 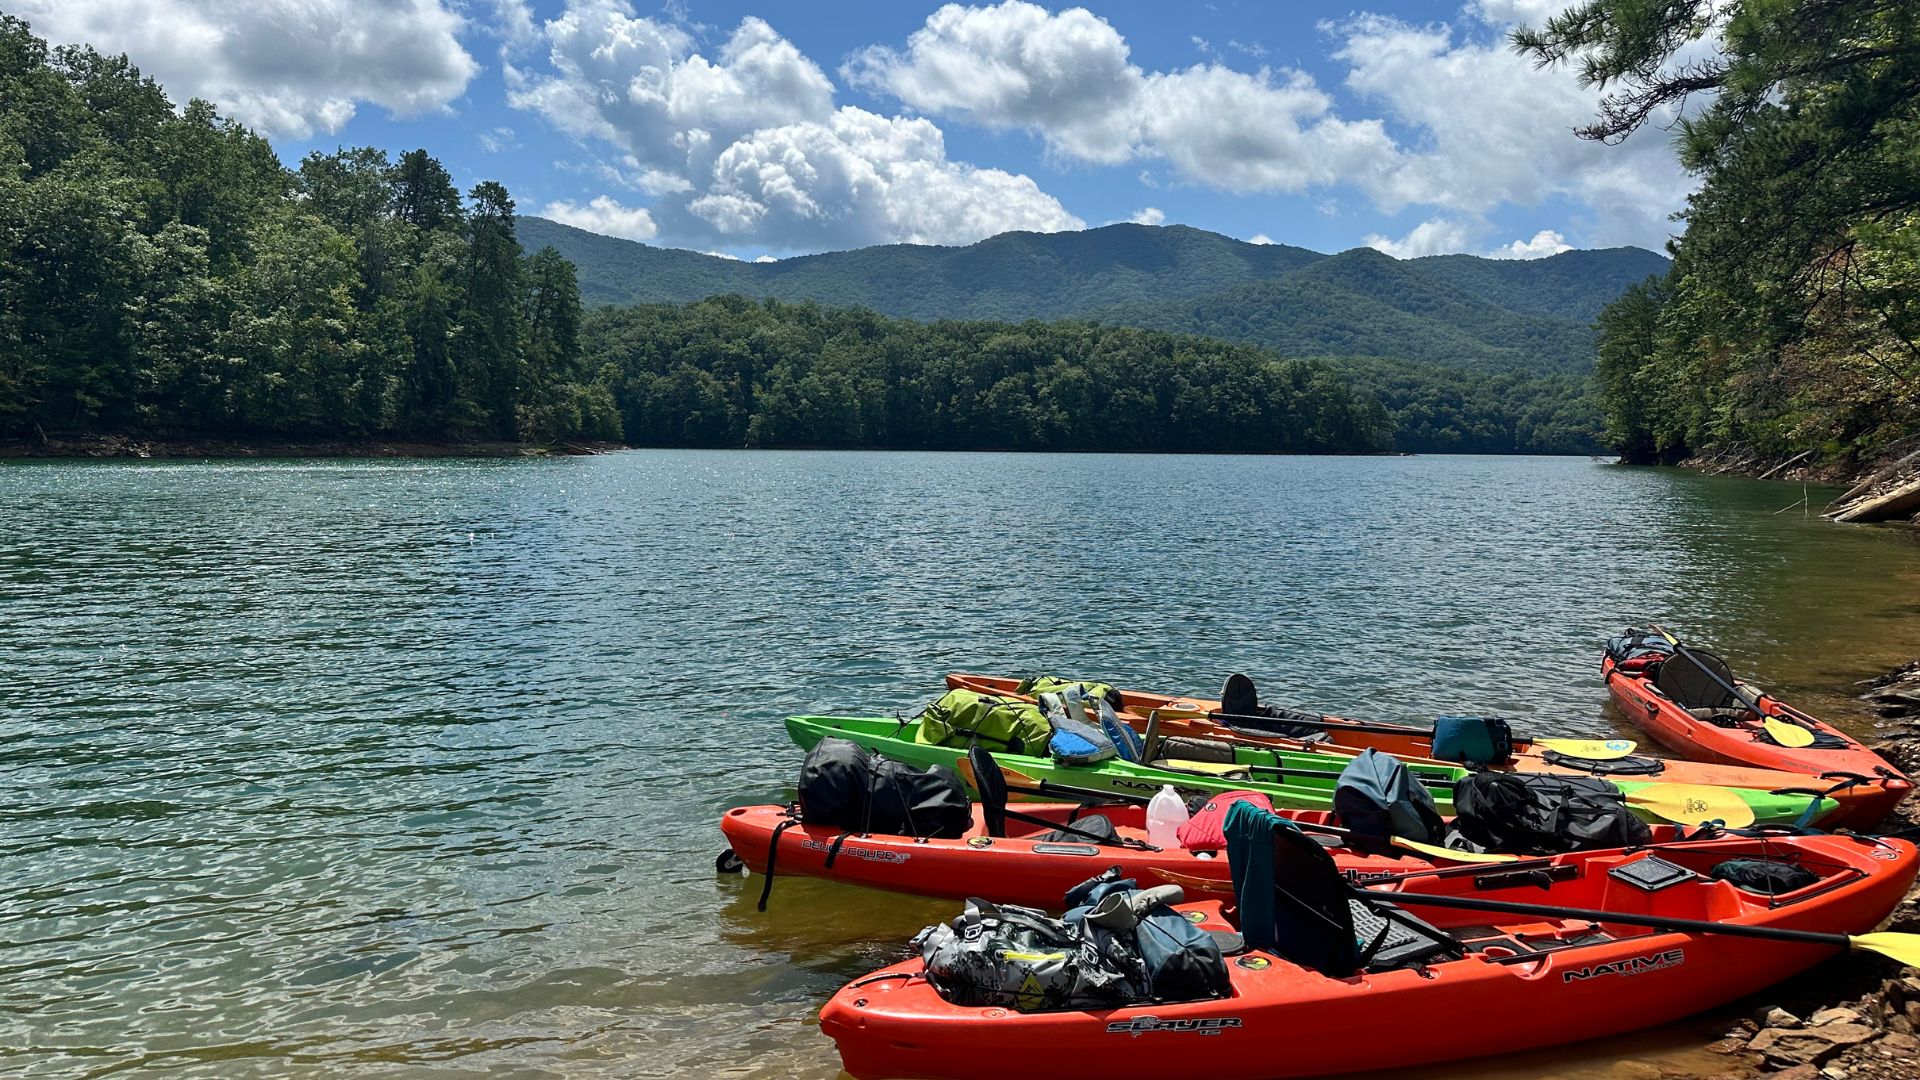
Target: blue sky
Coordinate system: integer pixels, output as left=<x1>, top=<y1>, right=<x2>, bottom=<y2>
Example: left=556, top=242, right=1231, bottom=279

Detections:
left=13, top=1, right=1694, bottom=261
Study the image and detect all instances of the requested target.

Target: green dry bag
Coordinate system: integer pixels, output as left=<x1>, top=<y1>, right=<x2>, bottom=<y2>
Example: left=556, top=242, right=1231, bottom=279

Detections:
left=918, top=690, right=1052, bottom=754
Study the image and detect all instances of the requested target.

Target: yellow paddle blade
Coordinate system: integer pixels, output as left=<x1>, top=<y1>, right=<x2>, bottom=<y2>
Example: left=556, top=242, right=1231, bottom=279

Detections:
left=1536, top=738, right=1638, bottom=760
left=1850, top=932, right=1920, bottom=967
left=1627, top=783, right=1757, bottom=828
left=1764, top=716, right=1817, bottom=748
left=1392, top=837, right=1519, bottom=864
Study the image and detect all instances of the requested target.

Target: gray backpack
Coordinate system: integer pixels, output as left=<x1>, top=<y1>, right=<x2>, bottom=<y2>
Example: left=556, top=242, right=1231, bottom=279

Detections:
left=913, top=898, right=1140, bottom=1011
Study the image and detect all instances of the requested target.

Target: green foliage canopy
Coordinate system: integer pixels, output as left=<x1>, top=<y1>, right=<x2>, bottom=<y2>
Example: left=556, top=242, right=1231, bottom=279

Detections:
left=0, top=14, right=618, bottom=444
left=1530, top=0, right=1920, bottom=463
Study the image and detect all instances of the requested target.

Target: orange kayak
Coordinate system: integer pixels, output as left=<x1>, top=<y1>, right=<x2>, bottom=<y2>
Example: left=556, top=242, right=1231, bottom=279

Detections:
left=720, top=801, right=1709, bottom=910
left=821, top=833, right=1919, bottom=1080
left=722, top=802, right=1404, bottom=908
left=1602, top=648, right=1909, bottom=827
left=946, top=673, right=1884, bottom=828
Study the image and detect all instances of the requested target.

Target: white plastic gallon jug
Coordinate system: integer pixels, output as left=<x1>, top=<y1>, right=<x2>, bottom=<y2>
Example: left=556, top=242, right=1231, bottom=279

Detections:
left=1146, top=785, right=1189, bottom=849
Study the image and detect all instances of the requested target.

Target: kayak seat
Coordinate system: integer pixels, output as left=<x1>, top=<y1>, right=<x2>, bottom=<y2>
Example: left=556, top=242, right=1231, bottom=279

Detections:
left=1349, top=899, right=1460, bottom=972
left=1224, top=800, right=1461, bottom=978
left=1155, top=736, right=1237, bottom=764
left=1033, top=814, right=1117, bottom=844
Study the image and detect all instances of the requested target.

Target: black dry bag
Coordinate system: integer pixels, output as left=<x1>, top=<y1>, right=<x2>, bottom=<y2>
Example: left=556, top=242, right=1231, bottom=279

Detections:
left=1449, top=772, right=1650, bottom=856
left=1333, top=749, right=1444, bottom=846
left=798, top=737, right=972, bottom=838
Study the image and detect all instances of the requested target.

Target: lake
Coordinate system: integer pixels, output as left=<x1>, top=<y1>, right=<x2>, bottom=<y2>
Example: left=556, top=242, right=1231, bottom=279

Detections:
left=5, top=451, right=1919, bottom=1079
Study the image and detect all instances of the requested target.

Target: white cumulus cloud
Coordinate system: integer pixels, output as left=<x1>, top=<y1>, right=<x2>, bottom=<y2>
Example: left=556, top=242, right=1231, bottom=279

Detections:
left=541, top=195, right=658, bottom=241
left=1129, top=207, right=1165, bottom=226
left=1491, top=229, right=1574, bottom=259
left=507, top=2, right=1080, bottom=251
left=1248, top=233, right=1275, bottom=245
left=851, top=2, right=1694, bottom=251
left=11, top=0, right=478, bottom=139
left=1363, top=219, right=1475, bottom=259
left=846, top=1, right=1399, bottom=195
left=1329, top=13, right=1695, bottom=248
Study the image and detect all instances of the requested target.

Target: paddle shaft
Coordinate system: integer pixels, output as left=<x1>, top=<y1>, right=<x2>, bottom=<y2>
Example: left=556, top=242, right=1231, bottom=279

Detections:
left=1361, top=888, right=1854, bottom=950
left=1204, top=709, right=1432, bottom=741
left=1246, top=761, right=1460, bottom=787
left=1649, top=625, right=1768, bottom=718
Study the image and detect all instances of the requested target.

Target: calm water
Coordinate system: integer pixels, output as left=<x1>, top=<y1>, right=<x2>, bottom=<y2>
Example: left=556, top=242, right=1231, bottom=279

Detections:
left=4, top=451, right=1919, bottom=1080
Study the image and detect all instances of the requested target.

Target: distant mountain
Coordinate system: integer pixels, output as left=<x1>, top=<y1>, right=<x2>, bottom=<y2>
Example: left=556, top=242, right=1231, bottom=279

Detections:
left=517, top=217, right=1668, bottom=371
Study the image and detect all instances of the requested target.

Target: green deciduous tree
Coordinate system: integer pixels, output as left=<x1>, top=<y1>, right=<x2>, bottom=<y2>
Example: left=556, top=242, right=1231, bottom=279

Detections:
left=1523, top=0, right=1920, bottom=463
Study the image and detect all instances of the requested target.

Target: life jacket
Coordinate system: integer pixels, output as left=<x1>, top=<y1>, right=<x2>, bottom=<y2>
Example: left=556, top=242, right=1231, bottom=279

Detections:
left=916, top=689, right=1052, bottom=754
left=1038, top=689, right=1119, bottom=765
left=1176, top=790, right=1273, bottom=851
left=1016, top=675, right=1121, bottom=710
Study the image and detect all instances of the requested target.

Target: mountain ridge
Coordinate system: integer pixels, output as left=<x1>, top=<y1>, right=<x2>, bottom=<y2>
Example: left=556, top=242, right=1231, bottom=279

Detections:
left=518, top=217, right=1669, bottom=371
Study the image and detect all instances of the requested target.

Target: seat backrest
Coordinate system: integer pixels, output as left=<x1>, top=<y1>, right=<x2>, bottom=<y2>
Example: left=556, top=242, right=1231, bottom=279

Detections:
left=967, top=743, right=1009, bottom=838
left=1224, top=800, right=1360, bottom=977
left=1221, top=672, right=1260, bottom=717
left=1654, top=648, right=1739, bottom=709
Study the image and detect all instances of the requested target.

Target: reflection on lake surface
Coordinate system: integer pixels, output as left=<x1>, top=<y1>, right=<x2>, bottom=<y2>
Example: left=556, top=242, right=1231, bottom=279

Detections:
left=4, top=451, right=1917, bottom=1078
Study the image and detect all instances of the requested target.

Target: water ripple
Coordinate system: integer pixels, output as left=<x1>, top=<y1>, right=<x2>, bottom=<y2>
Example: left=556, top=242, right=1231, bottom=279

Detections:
left=3, top=451, right=1919, bottom=1078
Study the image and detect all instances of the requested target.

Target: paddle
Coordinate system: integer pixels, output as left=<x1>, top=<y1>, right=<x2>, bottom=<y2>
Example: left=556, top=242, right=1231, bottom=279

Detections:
left=977, top=758, right=1517, bottom=864
left=1208, top=710, right=1641, bottom=761
left=952, top=756, right=1159, bottom=850
left=1238, top=760, right=1760, bottom=827
left=1535, top=738, right=1639, bottom=760
left=1353, top=886, right=1920, bottom=967
left=1649, top=625, right=1817, bottom=748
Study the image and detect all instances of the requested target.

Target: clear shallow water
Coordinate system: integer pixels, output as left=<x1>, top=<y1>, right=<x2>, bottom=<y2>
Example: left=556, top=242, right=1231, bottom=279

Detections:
left=3, top=451, right=1918, bottom=1080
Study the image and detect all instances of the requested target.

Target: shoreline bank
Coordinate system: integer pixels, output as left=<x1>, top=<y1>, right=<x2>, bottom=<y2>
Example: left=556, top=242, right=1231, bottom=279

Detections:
left=1707, top=663, right=1920, bottom=1079
left=1679, top=443, right=1920, bottom=525
left=0, top=433, right=624, bottom=460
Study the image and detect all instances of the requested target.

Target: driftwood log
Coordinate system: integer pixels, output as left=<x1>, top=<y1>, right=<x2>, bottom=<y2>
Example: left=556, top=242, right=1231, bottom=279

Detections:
left=1826, top=443, right=1920, bottom=523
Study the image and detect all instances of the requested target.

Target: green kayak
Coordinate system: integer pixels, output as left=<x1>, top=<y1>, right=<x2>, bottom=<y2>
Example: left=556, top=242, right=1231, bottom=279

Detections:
left=785, top=715, right=1837, bottom=826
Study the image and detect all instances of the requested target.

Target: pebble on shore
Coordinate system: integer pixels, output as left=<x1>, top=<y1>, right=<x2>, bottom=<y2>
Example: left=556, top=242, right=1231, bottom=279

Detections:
left=1707, top=663, right=1920, bottom=1079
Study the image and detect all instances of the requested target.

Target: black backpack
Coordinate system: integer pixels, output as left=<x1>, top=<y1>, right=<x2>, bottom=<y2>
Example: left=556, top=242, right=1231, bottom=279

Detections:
left=797, top=737, right=972, bottom=839
left=1449, top=772, right=1651, bottom=855
left=1332, top=749, right=1445, bottom=847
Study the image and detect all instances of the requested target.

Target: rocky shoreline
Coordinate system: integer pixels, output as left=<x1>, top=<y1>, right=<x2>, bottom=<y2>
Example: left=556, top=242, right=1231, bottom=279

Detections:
left=0, top=432, right=624, bottom=459
left=1693, top=663, right=1920, bottom=1080
left=1681, top=441, right=1920, bottom=525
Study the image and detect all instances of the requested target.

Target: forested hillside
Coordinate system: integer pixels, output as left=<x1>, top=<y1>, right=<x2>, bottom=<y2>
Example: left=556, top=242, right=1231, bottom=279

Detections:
left=583, top=297, right=1392, bottom=453
left=1566, top=0, right=1919, bottom=469
left=576, top=296, right=1603, bottom=455
left=519, top=216, right=1667, bottom=372
left=0, top=14, right=1624, bottom=458
left=0, top=16, right=619, bottom=445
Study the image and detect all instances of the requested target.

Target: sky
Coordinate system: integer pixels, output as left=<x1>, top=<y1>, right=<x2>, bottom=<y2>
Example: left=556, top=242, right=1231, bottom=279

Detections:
left=8, top=0, right=1699, bottom=262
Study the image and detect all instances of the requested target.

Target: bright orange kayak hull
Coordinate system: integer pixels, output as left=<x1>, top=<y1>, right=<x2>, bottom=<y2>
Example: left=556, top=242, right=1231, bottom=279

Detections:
left=1602, top=656, right=1909, bottom=827
left=820, top=835, right=1918, bottom=1080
